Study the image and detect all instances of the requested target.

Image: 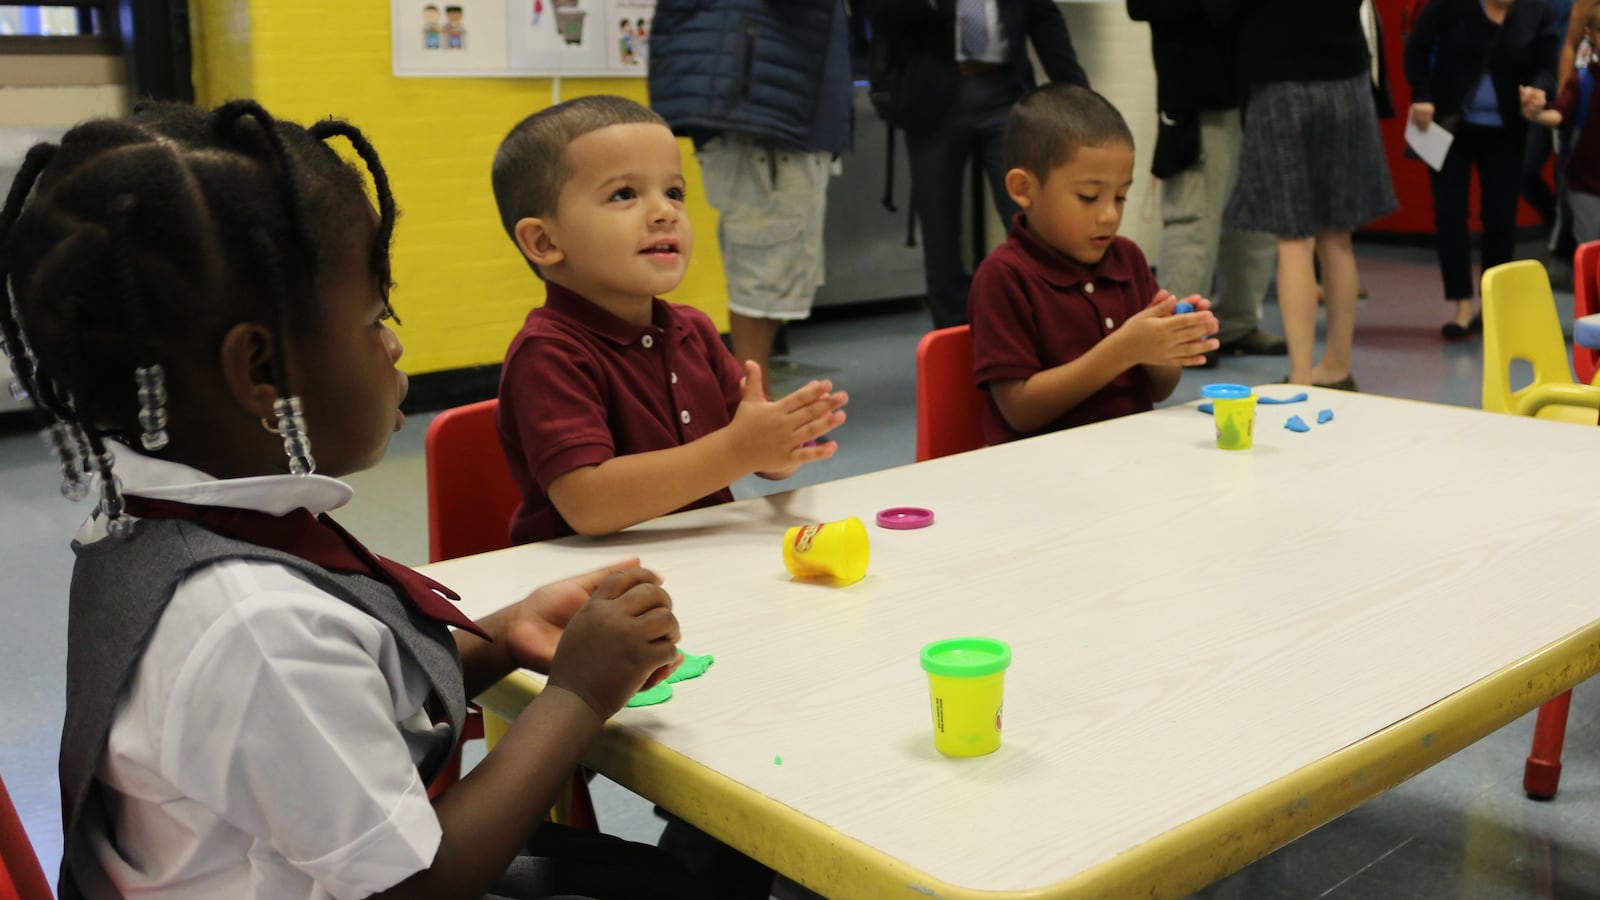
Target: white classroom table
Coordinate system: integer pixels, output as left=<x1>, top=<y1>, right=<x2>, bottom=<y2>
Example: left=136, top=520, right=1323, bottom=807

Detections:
left=424, top=388, right=1600, bottom=899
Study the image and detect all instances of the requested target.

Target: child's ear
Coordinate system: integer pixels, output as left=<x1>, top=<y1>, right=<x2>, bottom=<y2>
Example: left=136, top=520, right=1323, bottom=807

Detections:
left=1004, top=168, right=1037, bottom=210
left=514, top=217, right=565, bottom=269
left=218, top=321, right=283, bottom=420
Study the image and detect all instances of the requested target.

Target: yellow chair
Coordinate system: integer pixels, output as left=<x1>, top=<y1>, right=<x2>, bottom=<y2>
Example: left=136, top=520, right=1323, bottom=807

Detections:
left=1480, top=260, right=1600, bottom=424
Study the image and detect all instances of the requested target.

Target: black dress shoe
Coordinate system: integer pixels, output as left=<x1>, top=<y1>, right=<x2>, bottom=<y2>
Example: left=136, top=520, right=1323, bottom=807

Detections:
left=1441, top=312, right=1482, bottom=340
left=1219, top=327, right=1289, bottom=356
left=1313, top=374, right=1359, bottom=392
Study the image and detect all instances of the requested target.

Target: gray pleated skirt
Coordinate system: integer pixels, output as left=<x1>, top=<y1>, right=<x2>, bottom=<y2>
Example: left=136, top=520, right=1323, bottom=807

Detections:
left=1225, top=72, right=1398, bottom=239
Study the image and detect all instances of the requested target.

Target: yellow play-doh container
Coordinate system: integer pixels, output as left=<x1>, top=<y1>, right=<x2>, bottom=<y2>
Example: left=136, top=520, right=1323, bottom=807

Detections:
left=782, top=516, right=870, bottom=585
left=1203, top=384, right=1257, bottom=450
left=920, top=637, right=1011, bottom=757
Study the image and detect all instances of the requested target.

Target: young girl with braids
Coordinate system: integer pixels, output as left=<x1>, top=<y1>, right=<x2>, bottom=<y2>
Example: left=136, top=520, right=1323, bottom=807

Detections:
left=1, top=100, right=701, bottom=899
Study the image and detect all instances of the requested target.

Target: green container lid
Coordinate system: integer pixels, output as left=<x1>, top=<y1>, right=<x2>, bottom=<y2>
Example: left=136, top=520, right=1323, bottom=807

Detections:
left=920, top=637, right=1012, bottom=678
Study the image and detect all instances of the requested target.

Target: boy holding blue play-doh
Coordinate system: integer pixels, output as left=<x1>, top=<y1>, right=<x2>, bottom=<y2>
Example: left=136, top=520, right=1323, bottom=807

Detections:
left=490, top=96, right=848, bottom=545
left=970, top=84, right=1220, bottom=444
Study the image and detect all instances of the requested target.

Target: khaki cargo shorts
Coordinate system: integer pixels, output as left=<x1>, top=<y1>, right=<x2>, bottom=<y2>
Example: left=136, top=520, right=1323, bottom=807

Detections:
left=696, top=133, right=831, bottom=320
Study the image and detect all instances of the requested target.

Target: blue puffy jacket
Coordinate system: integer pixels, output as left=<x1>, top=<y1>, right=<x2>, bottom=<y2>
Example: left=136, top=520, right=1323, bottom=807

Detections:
left=647, top=0, right=853, bottom=155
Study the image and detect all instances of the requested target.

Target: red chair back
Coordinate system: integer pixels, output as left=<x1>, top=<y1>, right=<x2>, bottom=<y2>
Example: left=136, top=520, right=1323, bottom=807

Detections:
left=1575, top=241, right=1600, bottom=385
left=425, top=399, right=521, bottom=563
left=915, top=325, right=986, bottom=462
left=0, top=773, right=52, bottom=900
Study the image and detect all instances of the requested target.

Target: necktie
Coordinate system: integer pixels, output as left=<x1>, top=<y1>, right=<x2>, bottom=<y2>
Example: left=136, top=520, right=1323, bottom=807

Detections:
left=120, top=495, right=491, bottom=640
left=959, top=0, right=989, bottom=58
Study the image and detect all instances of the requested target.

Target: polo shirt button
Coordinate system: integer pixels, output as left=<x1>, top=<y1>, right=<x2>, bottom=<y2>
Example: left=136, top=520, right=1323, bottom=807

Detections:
left=671, top=372, right=678, bottom=384
left=1084, top=282, right=1096, bottom=294
left=641, top=334, right=654, bottom=349
left=1104, top=317, right=1115, bottom=330
left=680, top=410, right=692, bottom=424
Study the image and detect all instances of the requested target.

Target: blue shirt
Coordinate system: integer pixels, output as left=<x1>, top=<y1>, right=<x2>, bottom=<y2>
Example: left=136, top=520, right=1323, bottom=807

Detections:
left=1465, top=70, right=1504, bottom=125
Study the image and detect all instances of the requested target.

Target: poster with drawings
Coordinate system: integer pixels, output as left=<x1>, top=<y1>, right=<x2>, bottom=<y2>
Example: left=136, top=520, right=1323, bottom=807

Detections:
left=394, top=0, right=655, bottom=77
left=393, top=0, right=510, bottom=75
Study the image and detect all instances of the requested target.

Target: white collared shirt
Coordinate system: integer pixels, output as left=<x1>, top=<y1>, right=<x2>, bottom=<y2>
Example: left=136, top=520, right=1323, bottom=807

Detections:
left=83, top=446, right=442, bottom=899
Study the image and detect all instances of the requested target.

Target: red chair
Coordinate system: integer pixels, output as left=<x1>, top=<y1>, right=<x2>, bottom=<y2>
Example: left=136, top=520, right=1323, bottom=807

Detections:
left=0, top=773, right=52, bottom=900
left=1573, top=240, right=1600, bottom=386
left=915, top=326, right=986, bottom=462
left=423, top=399, right=598, bottom=829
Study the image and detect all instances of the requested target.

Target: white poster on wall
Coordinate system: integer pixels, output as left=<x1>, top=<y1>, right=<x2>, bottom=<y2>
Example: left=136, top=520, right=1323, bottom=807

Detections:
left=394, top=0, right=655, bottom=78
left=393, top=0, right=511, bottom=75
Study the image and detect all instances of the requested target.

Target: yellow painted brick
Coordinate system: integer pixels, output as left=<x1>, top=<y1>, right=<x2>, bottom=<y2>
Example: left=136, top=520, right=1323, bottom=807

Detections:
left=190, top=0, right=728, bottom=374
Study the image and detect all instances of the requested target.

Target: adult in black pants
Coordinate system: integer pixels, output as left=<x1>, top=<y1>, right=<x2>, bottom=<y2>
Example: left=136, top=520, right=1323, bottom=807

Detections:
left=1404, top=0, right=1561, bottom=339
left=869, top=0, right=1087, bottom=329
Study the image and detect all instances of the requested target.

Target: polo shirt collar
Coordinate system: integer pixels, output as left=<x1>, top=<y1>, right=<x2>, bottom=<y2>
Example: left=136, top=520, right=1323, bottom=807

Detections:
left=543, top=280, right=675, bottom=347
left=1008, top=214, right=1136, bottom=290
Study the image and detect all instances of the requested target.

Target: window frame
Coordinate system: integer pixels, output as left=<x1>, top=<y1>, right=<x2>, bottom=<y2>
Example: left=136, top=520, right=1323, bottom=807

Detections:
left=0, top=3, right=120, bottom=55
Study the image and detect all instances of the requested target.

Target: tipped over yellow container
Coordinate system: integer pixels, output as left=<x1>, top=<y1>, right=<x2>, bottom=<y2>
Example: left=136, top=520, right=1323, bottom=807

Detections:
left=920, top=637, right=1011, bottom=757
left=782, top=516, right=870, bottom=585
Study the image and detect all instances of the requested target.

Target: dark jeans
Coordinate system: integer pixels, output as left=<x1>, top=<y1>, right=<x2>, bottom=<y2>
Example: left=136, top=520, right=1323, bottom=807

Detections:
left=1428, top=123, right=1524, bottom=300
left=1522, top=122, right=1557, bottom=224
left=657, top=812, right=775, bottom=900
left=482, top=822, right=706, bottom=899
left=904, top=68, right=1022, bottom=330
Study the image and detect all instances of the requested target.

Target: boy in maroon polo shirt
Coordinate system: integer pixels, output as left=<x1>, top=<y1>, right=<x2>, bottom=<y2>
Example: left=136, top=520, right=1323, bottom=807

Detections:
left=970, top=84, right=1220, bottom=444
left=490, top=96, right=849, bottom=544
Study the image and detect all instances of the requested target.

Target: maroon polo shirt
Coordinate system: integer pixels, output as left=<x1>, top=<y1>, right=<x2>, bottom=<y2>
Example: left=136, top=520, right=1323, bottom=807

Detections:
left=969, top=216, right=1160, bottom=445
left=497, top=281, right=744, bottom=544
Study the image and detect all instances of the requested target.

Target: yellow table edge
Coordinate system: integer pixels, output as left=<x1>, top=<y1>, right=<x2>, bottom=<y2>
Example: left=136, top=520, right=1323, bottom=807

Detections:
left=474, top=620, right=1600, bottom=900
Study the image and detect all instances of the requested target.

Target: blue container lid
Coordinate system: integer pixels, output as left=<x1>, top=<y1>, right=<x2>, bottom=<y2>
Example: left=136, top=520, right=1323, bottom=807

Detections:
left=1200, top=383, right=1253, bottom=400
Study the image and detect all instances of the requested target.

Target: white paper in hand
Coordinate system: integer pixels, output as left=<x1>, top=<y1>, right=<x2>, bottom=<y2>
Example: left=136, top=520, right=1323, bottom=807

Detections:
left=1405, top=120, right=1454, bottom=172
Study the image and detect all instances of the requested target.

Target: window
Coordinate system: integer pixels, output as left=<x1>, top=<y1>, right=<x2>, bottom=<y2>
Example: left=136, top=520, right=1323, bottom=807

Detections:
left=0, top=4, right=118, bottom=53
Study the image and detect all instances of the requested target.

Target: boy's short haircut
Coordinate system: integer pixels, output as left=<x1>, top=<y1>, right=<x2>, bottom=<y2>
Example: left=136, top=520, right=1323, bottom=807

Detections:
left=491, top=95, right=667, bottom=240
left=1003, top=83, right=1134, bottom=180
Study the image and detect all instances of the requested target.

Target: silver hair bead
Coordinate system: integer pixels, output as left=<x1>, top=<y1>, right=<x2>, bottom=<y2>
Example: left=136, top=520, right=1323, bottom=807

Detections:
left=134, top=365, right=170, bottom=451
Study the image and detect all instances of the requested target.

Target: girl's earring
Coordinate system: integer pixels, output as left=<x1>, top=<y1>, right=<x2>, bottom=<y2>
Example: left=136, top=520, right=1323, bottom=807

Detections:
left=41, top=422, right=91, bottom=501
left=271, top=396, right=316, bottom=475
left=135, top=365, right=169, bottom=451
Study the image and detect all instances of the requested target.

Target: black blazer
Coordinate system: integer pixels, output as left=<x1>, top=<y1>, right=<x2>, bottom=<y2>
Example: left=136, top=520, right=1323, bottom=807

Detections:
left=869, top=0, right=1089, bottom=134
left=1403, top=0, right=1560, bottom=127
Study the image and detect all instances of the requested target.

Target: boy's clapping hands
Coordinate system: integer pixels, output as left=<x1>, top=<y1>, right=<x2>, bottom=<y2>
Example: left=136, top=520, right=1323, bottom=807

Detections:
left=730, top=360, right=848, bottom=478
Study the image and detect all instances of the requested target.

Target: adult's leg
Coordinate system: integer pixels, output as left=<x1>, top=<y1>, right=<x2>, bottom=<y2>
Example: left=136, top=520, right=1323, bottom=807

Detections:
left=1477, top=125, right=1526, bottom=276
left=1156, top=115, right=1230, bottom=335
left=1202, top=109, right=1279, bottom=348
left=906, top=103, right=978, bottom=329
left=1521, top=121, right=1557, bottom=224
left=1313, top=228, right=1360, bottom=385
left=973, top=71, right=1022, bottom=230
left=728, top=314, right=781, bottom=397
left=1429, top=126, right=1479, bottom=328
left=1277, top=235, right=1320, bottom=384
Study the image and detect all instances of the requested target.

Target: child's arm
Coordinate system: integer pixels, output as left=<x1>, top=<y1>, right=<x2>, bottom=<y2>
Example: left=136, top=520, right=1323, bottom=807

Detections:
left=1142, top=362, right=1183, bottom=403
left=988, top=292, right=1216, bottom=435
left=374, top=568, right=680, bottom=900
left=548, top=366, right=847, bottom=536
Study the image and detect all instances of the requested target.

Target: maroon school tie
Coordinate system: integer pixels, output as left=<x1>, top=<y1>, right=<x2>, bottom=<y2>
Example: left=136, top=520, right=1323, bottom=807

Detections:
left=120, top=495, right=491, bottom=640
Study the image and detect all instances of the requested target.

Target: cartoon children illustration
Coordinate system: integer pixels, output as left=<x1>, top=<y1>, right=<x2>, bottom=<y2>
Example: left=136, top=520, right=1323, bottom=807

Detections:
left=533, top=0, right=543, bottom=25
left=422, top=4, right=442, bottom=49
left=619, top=19, right=635, bottom=65
left=444, top=4, right=465, bottom=49
left=634, top=17, right=648, bottom=63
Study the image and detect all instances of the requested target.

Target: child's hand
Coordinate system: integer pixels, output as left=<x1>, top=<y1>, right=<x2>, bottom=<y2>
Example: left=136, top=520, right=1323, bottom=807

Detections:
left=1116, top=291, right=1220, bottom=368
left=501, top=557, right=643, bottom=674
left=730, top=360, right=847, bottom=475
left=1519, top=85, right=1548, bottom=121
left=545, top=566, right=680, bottom=720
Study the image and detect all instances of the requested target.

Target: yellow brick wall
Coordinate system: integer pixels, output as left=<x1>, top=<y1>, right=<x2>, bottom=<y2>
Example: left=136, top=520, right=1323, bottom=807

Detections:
left=188, top=0, right=728, bottom=375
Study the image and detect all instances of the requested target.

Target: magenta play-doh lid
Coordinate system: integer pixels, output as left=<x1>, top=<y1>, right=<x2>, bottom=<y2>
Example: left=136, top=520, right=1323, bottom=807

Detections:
left=876, top=507, right=934, bottom=530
